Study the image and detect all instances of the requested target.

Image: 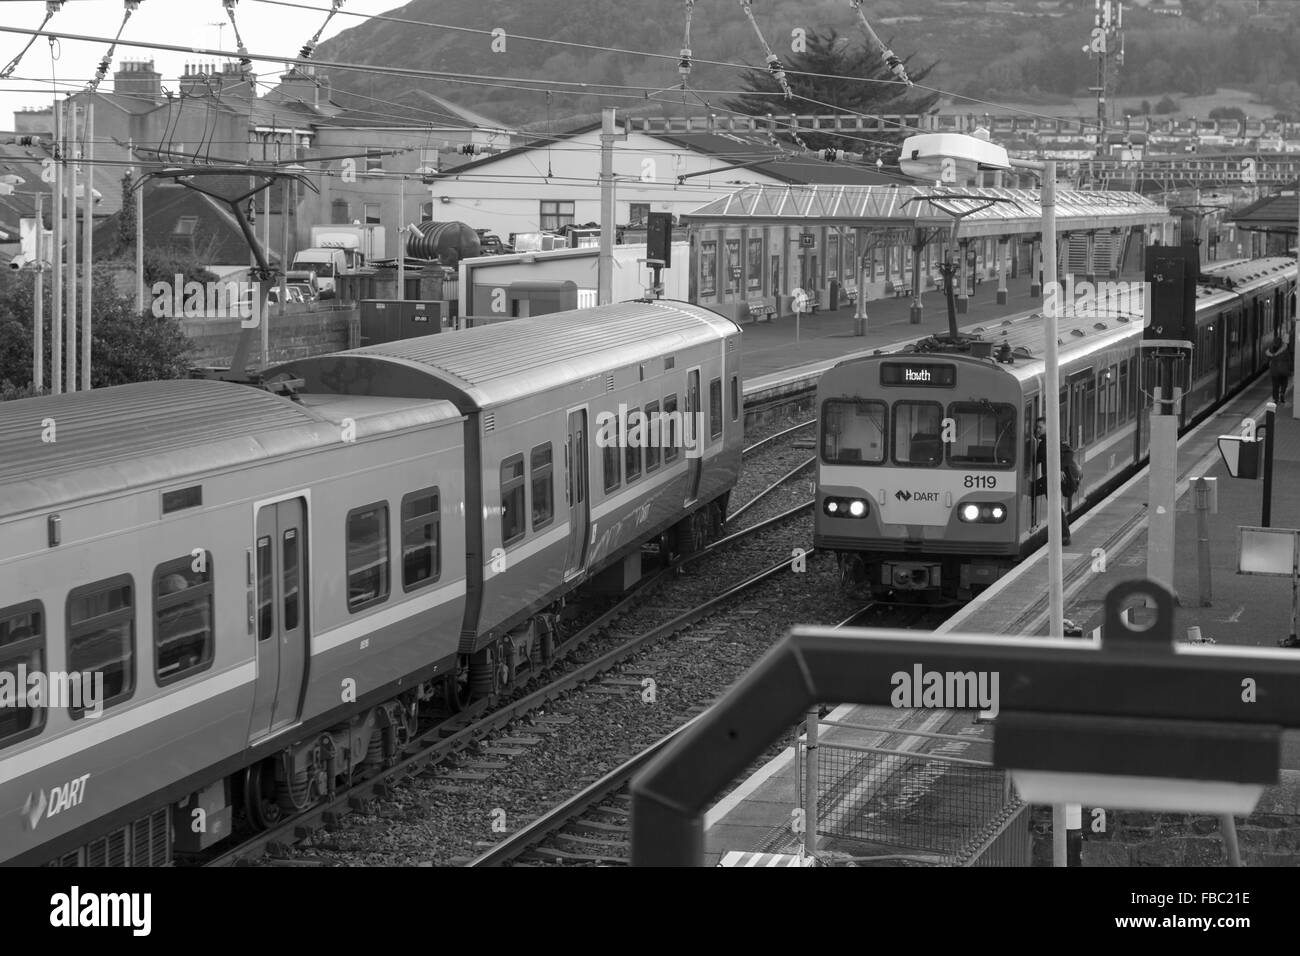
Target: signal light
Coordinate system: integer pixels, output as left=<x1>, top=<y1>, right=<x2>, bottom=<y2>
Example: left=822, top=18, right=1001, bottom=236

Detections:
left=823, top=496, right=869, bottom=518
left=958, top=502, right=1007, bottom=523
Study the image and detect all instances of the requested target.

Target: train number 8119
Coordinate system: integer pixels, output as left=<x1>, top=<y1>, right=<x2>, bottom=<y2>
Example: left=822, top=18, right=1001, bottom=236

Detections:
left=963, top=475, right=997, bottom=489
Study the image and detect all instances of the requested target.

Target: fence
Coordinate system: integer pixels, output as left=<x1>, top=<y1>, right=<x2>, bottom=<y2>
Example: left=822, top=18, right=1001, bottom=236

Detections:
left=793, top=722, right=1030, bottom=866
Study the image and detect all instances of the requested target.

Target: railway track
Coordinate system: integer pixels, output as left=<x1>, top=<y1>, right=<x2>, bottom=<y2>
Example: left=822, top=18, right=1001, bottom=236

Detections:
left=206, top=423, right=818, bottom=867
left=462, top=600, right=949, bottom=867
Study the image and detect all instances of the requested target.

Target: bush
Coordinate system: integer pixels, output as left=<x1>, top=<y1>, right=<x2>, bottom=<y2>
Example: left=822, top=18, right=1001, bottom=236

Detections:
left=1154, top=96, right=1180, bottom=115
left=0, top=264, right=193, bottom=397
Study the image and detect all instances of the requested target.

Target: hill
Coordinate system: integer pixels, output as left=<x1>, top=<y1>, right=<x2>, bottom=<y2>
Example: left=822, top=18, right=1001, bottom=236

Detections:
left=314, top=0, right=1300, bottom=128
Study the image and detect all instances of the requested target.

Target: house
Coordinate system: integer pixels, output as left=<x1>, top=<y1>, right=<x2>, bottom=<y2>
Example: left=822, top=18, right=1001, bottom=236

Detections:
left=422, top=117, right=906, bottom=243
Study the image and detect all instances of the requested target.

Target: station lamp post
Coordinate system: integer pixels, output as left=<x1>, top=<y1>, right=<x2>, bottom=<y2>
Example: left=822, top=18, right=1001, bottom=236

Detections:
left=899, top=134, right=1069, bottom=863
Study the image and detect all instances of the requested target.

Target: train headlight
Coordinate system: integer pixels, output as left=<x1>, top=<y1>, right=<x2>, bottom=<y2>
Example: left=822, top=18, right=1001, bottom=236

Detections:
left=958, top=502, right=1009, bottom=523
left=823, top=496, right=869, bottom=518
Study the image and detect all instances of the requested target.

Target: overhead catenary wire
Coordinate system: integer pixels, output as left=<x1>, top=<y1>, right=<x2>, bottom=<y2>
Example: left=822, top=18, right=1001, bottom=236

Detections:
left=298, top=0, right=344, bottom=61
left=1, top=1, right=64, bottom=80
left=848, top=0, right=911, bottom=87
left=86, top=1, right=141, bottom=95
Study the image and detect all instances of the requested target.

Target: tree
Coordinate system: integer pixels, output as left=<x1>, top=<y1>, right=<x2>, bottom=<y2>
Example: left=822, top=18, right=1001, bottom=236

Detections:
left=117, top=173, right=136, bottom=250
left=1140, top=100, right=1152, bottom=115
left=1209, top=106, right=1247, bottom=123
left=0, top=264, right=193, bottom=396
left=1155, top=95, right=1180, bottom=115
left=725, top=28, right=940, bottom=158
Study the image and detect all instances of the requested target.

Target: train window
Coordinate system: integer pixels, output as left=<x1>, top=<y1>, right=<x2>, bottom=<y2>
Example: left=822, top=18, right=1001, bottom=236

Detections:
left=346, top=503, right=391, bottom=612
left=283, top=530, right=300, bottom=632
left=624, top=412, right=642, bottom=484
left=1083, top=380, right=1097, bottom=445
left=945, top=402, right=1016, bottom=467
left=0, top=601, right=45, bottom=747
left=731, top=376, right=740, bottom=422
left=1107, top=366, right=1118, bottom=432
left=645, top=401, right=662, bottom=472
left=822, top=399, right=886, bottom=465
left=664, top=394, right=680, bottom=463
left=1118, top=363, right=1129, bottom=422
left=67, top=576, right=135, bottom=718
left=892, top=401, right=944, bottom=466
left=710, top=378, right=723, bottom=440
left=602, top=436, right=621, bottom=494
left=257, top=537, right=273, bottom=640
left=531, top=446, right=554, bottom=531
left=501, top=456, right=527, bottom=547
left=402, top=489, right=441, bottom=590
left=153, top=555, right=214, bottom=686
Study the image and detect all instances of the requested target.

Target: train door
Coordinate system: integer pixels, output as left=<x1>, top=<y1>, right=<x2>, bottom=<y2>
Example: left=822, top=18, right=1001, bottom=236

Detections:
left=685, top=369, right=703, bottom=505
left=1070, top=380, right=1087, bottom=450
left=249, top=497, right=309, bottom=740
left=1026, top=396, right=1039, bottom=530
left=563, top=409, right=590, bottom=579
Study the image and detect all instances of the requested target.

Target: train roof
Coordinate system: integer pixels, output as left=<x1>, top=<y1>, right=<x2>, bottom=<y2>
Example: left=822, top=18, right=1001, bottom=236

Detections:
left=268, top=299, right=740, bottom=411
left=0, top=378, right=461, bottom=518
left=1197, top=256, right=1295, bottom=300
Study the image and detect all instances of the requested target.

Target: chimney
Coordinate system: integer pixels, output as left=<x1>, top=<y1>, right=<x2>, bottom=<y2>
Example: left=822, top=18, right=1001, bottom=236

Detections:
left=179, top=62, right=212, bottom=97
left=276, top=64, right=320, bottom=110
left=113, top=59, right=162, bottom=104
left=219, top=60, right=256, bottom=101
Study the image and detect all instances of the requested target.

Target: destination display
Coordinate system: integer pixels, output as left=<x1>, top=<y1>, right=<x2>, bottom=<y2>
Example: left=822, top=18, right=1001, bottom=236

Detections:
left=880, top=362, right=957, bottom=387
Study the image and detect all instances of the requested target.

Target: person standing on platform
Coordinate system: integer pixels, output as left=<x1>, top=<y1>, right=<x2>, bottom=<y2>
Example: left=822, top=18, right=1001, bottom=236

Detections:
left=1265, top=334, right=1292, bottom=405
left=1034, top=417, right=1072, bottom=547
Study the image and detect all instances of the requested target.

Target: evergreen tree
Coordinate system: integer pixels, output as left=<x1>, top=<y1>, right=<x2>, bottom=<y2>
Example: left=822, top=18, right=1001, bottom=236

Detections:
left=117, top=173, right=136, bottom=251
left=725, top=28, right=940, bottom=158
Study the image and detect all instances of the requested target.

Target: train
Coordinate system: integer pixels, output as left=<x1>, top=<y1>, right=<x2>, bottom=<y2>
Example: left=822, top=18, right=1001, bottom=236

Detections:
left=0, top=299, right=743, bottom=866
left=815, top=252, right=1297, bottom=601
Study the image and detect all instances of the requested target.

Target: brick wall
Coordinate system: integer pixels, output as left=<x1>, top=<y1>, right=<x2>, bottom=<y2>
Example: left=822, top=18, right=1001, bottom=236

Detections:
left=181, top=305, right=357, bottom=369
left=1028, top=771, right=1300, bottom=866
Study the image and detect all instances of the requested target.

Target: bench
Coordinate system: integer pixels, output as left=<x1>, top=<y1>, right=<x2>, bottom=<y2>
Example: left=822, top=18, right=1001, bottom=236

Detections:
left=746, top=295, right=778, bottom=323
left=840, top=280, right=858, bottom=305
left=804, top=289, right=820, bottom=313
left=885, top=281, right=910, bottom=298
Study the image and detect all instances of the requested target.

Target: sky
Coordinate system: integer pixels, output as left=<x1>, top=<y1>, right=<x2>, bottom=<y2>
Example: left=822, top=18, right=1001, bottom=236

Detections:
left=0, top=0, right=401, bottom=126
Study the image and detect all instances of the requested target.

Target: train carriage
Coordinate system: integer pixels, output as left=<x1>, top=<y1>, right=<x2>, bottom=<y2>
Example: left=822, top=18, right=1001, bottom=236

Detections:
left=816, top=255, right=1295, bottom=601
left=270, top=299, right=744, bottom=700
left=0, top=379, right=468, bottom=865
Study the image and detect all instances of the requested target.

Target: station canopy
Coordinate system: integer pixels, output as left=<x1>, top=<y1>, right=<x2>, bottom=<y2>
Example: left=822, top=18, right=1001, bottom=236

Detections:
left=681, top=183, right=1171, bottom=239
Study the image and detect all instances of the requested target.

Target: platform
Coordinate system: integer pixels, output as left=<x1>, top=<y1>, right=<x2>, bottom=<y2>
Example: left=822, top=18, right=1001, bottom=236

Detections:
left=737, top=272, right=1050, bottom=403
left=706, top=376, right=1300, bottom=866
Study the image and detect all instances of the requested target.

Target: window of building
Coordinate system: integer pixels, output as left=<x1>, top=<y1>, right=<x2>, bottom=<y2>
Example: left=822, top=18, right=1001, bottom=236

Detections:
left=401, top=489, right=440, bottom=590
left=67, top=576, right=135, bottom=717
left=418, top=147, right=439, bottom=173
left=501, top=455, right=526, bottom=546
left=624, top=411, right=642, bottom=483
left=945, top=402, right=1017, bottom=467
left=699, top=242, right=717, bottom=297
left=173, top=216, right=198, bottom=237
left=645, top=400, right=661, bottom=472
left=364, top=203, right=381, bottom=225
left=0, top=602, right=44, bottom=747
left=153, top=555, right=214, bottom=685
left=530, top=445, right=554, bottom=530
left=365, top=147, right=383, bottom=172
left=709, top=378, right=723, bottom=440
left=346, top=503, right=390, bottom=612
left=419, top=200, right=434, bottom=223
left=628, top=203, right=650, bottom=227
left=892, top=401, right=944, bottom=466
left=827, top=233, right=840, bottom=280
left=540, top=200, right=575, bottom=231
left=822, top=399, right=887, bottom=465
left=664, top=393, right=680, bottom=462
left=331, top=199, right=350, bottom=224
